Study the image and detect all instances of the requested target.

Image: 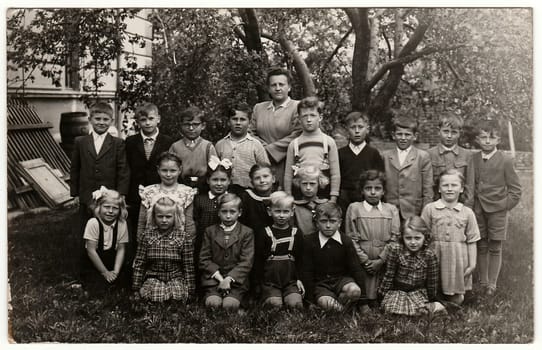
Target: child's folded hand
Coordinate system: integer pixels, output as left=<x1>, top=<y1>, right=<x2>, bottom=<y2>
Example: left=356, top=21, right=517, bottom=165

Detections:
left=296, top=280, right=305, bottom=297
left=102, top=271, right=117, bottom=283
left=464, top=266, right=475, bottom=278
left=218, top=278, right=232, bottom=296
left=371, top=258, right=385, bottom=272
left=364, top=261, right=376, bottom=274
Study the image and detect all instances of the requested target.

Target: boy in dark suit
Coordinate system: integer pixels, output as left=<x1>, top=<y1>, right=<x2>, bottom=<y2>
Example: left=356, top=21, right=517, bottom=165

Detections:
left=125, top=103, right=173, bottom=241
left=70, top=102, right=130, bottom=273
left=473, top=119, right=521, bottom=295
left=338, top=111, right=384, bottom=216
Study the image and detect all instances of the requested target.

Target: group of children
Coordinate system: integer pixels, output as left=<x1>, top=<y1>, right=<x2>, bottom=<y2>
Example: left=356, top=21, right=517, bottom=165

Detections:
left=70, top=94, right=521, bottom=316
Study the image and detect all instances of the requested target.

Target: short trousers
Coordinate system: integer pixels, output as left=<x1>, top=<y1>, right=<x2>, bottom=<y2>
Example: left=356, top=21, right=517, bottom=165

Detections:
left=475, top=209, right=508, bottom=240
left=261, top=280, right=302, bottom=300
left=203, top=285, right=246, bottom=303
left=314, top=276, right=356, bottom=301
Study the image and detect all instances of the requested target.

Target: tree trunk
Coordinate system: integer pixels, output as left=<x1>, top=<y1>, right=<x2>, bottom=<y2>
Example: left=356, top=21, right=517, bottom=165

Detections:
left=237, top=9, right=268, bottom=101
left=278, top=33, right=316, bottom=97
left=345, top=8, right=371, bottom=111
left=368, top=10, right=433, bottom=122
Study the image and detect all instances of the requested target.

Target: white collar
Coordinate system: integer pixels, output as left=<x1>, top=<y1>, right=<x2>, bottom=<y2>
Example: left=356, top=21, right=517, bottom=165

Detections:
left=141, top=129, right=159, bottom=141
left=349, top=141, right=366, bottom=154
left=397, top=146, right=412, bottom=154
left=267, top=97, right=291, bottom=110
left=482, top=148, right=498, bottom=160
left=220, top=222, right=237, bottom=232
left=225, top=132, right=253, bottom=142
left=92, top=131, right=107, bottom=140
left=98, top=217, right=117, bottom=229
left=319, top=231, right=342, bottom=248
left=434, top=199, right=463, bottom=211
left=208, top=191, right=226, bottom=199
left=439, top=143, right=458, bottom=154
left=245, top=189, right=270, bottom=202
left=363, top=200, right=382, bottom=212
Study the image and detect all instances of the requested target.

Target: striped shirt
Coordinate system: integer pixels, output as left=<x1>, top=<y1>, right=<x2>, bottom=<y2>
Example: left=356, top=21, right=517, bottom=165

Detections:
left=215, top=133, right=270, bottom=188
left=284, top=130, right=341, bottom=196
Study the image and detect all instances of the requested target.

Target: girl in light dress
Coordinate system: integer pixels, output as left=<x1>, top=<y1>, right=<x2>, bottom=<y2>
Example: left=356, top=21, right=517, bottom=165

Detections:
left=421, top=169, right=480, bottom=305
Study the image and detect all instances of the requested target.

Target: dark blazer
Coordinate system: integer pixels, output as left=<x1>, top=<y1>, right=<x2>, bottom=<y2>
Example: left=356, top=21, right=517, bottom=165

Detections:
left=199, top=223, right=254, bottom=288
left=382, top=146, right=434, bottom=218
left=70, top=133, right=130, bottom=206
left=473, top=150, right=522, bottom=213
left=125, top=132, right=174, bottom=205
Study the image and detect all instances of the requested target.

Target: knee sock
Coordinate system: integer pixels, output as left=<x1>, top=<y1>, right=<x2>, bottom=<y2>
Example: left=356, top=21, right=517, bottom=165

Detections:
left=477, top=239, right=489, bottom=286
left=487, top=240, right=503, bottom=289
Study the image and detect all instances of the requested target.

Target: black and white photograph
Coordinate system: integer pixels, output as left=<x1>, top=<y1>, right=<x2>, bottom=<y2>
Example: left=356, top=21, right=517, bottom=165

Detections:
left=2, top=0, right=537, bottom=346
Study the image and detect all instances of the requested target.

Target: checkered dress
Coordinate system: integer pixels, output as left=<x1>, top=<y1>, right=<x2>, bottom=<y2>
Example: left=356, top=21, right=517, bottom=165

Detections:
left=132, top=226, right=195, bottom=302
left=378, top=244, right=439, bottom=315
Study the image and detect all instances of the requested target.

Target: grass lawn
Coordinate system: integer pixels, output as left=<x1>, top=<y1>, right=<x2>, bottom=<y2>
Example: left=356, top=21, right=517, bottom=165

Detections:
left=7, top=171, right=534, bottom=343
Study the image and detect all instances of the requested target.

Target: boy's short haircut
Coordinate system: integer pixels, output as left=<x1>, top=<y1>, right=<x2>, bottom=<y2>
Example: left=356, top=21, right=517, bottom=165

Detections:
left=358, top=169, right=387, bottom=192
left=314, top=202, right=342, bottom=221
left=89, top=101, right=114, bottom=118
left=135, top=103, right=159, bottom=119
left=344, top=111, right=369, bottom=126
left=268, top=191, right=294, bottom=209
left=440, top=168, right=465, bottom=187
left=476, top=119, right=502, bottom=137
left=180, top=106, right=206, bottom=123
left=266, top=66, right=293, bottom=85
left=439, top=111, right=464, bottom=129
left=249, top=163, right=274, bottom=179
left=297, top=96, right=323, bottom=115
left=392, top=116, right=418, bottom=133
left=227, top=102, right=252, bottom=120
left=217, top=192, right=242, bottom=210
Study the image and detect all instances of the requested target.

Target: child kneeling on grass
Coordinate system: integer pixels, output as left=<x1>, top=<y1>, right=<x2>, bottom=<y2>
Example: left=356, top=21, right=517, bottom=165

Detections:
left=378, top=216, right=443, bottom=316
left=82, top=186, right=129, bottom=293
left=253, top=191, right=305, bottom=309
left=132, top=196, right=196, bottom=303
left=199, top=193, right=254, bottom=312
left=302, top=202, right=364, bottom=311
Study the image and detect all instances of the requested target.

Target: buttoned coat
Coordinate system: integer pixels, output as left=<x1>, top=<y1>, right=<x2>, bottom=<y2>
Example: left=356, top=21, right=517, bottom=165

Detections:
left=199, top=223, right=254, bottom=288
left=473, top=150, right=521, bottom=213
left=427, top=144, right=475, bottom=208
left=70, top=133, right=130, bottom=206
left=382, top=146, right=434, bottom=218
left=125, top=132, right=174, bottom=206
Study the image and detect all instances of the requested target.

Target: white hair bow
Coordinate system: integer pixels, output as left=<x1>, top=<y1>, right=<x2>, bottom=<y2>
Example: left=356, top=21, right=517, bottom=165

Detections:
left=92, top=186, right=108, bottom=201
left=208, top=155, right=232, bottom=171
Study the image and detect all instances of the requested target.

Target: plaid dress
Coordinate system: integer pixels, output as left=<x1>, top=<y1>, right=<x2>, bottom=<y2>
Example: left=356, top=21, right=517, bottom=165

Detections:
left=132, top=226, right=196, bottom=302
left=378, top=244, right=439, bottom=315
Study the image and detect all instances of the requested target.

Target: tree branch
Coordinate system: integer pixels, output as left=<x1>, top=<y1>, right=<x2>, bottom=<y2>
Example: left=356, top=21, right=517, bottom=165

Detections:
left=382, top=28, right=393, bottom=60
left=152, top=10, right=176, bottom=65
left=232, top=23, right=247, bottom=45
left=366, top=44, right=466, bottom=90
left=320, top=27, right=353, bottom=75
left=261, top=31, right=278, bottom=42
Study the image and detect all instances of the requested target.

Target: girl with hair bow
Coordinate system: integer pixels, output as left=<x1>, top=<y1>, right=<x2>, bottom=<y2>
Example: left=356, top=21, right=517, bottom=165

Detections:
left=81, top=186, right=130, bottom=293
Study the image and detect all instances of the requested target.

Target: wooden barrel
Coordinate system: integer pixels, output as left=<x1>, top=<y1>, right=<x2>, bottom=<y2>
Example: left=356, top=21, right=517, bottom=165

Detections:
left=60, top=111, right=89, bottom=158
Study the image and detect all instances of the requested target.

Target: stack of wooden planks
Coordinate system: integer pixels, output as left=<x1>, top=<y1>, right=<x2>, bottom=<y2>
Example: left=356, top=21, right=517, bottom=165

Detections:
left=7, top=98, right=72, bottom=210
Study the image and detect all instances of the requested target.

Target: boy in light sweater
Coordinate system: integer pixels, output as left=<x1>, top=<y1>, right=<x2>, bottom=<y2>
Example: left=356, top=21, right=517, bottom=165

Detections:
left=283, top=97, right=340, bottom=202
